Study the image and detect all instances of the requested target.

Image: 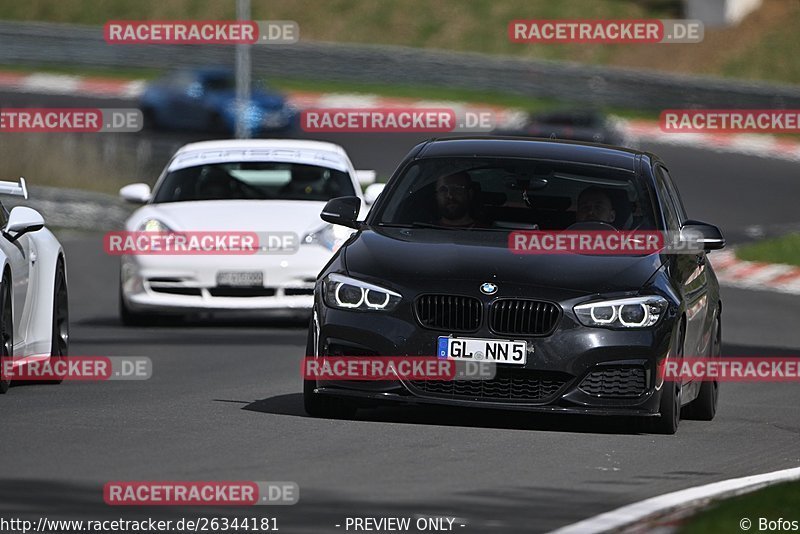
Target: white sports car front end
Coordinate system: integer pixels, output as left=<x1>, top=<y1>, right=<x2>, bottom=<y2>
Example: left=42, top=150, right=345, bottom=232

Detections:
left=118, top=139, right=367, bottom=324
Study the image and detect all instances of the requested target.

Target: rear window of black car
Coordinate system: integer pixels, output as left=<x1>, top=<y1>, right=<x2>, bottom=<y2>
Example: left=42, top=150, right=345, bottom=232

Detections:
left=373, top=157, right=659, bottom=231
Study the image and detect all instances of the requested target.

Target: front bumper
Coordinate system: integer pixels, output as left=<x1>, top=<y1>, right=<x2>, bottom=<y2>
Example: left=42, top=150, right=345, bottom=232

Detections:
left=120, top=246, right=328, bottom=314
left=311, top=282, right=680, bottom=416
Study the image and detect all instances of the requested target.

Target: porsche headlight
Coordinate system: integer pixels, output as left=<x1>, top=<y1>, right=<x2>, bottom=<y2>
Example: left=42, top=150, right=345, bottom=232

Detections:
left=574, top=296, right=668, bottom=328
left=138, top=219, right=172, bottom=232
left=323, top=273, right=401, bottom=311
left=303, top=224, right=355, bottom=252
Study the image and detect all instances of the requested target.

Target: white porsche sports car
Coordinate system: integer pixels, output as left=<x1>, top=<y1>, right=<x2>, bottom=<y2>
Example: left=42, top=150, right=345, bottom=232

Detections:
left=118, top=139, right=379, bottom=325
left=0, top=178, right=69, bottom=394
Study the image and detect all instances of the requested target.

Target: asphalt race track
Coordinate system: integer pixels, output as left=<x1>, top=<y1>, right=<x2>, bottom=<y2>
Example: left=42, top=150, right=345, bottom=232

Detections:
left=2, top=89, right=800, bottom=533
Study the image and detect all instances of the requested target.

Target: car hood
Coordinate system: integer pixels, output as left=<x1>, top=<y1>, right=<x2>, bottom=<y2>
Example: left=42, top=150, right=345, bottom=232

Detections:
left=344, top=227, right=665, bottom=296
left=127, top=200, right=330, bottom=234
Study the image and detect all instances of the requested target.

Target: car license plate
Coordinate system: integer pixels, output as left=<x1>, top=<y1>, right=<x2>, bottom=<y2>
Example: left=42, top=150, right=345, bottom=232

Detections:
left=437, top=336, right=527, bottom=365
left=216, top=271, right=263, bottom=287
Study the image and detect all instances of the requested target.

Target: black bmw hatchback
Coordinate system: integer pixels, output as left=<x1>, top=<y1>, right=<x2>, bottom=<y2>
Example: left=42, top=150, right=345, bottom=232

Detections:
left=305, top=137, right=725, bottom=434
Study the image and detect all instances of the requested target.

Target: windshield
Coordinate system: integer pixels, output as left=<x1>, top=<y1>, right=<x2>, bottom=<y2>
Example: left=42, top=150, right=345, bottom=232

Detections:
left=152, top=162, right=356, bottom=203
left=203, top=74, right=235, bottom=91
left=373, top=157, right=658, bottom=231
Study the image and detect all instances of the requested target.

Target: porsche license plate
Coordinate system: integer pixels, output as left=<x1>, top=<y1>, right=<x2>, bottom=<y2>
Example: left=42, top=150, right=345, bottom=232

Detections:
left=216, top=271, right=263, bottom=287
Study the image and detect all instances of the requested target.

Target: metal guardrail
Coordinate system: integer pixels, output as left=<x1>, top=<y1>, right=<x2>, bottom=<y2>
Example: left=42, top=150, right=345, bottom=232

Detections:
left=1, top=21, right=800, bottom=110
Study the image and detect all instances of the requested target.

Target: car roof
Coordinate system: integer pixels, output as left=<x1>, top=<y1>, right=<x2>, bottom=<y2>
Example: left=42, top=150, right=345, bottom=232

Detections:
left=417, top=136, right=642, bottom=171
left=168, top=139, right=352, bottom=172
left=178, top=67, right=233, bottom=78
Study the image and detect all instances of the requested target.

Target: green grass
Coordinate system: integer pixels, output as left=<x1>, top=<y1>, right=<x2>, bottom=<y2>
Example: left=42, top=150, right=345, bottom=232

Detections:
left=736, top=233, right=800, bottom=267
left=679, top=480, right=800, bottom=533
left=721, top=7, right=800, bottom=84
left=0, top=132, right=142, bottom=194
left=268, top=77, right=563, bottom=113
left=3, top=1, right=799, bottom=84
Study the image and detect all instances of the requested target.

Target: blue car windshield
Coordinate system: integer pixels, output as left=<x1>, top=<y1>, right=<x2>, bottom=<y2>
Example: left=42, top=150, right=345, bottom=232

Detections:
left=203, top=75, right=235, bottom=91
left=152, top=162, right=356, bottom=203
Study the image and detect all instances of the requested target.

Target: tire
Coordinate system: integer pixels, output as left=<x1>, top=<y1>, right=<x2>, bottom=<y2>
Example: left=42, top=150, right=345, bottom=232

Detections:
left=683, top=310, right=721, bottom=421
left=302, top=317, right=356, bottom=419
left=0, top=273, right=14, bottom=394
left=45, top=258, right=69, bottom=384
left=647, top=322, right=685, bottom=435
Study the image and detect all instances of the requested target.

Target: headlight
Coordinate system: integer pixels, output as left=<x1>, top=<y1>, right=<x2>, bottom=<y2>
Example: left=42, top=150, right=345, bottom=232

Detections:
left=322, top=273, right=401, bottom=311
left=303, top=224, right=355, bottom=252
left=574, top=296, right=668, bottom=328
left=138, top=219, right=172, bottom=232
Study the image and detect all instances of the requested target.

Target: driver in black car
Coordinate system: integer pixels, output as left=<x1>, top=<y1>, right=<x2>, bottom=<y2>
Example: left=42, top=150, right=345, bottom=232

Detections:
left=435, top=171, right=481, bottom=227
left=576, top=186, right=616, bottom=226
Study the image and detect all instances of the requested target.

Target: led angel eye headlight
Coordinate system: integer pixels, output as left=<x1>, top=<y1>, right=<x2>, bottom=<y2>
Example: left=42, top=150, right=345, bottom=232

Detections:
left=334, top=282, right=364, bottom=308
left=323, top=274, right=401, bottom=312
left=364, top=288, right=391, bottom=309
left=575, top=296, right=667, bottom=328
left=590, top=305, right=617, bottom=324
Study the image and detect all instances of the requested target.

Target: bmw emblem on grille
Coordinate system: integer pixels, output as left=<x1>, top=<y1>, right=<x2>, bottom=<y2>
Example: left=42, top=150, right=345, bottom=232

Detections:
left=480, top=282, right=498, bottom=295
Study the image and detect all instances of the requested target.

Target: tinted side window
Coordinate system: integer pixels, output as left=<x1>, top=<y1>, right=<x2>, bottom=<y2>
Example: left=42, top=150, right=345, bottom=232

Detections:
left=660, top=167, right=688, bottom=222
left=654, top=165, right=680, bottom=231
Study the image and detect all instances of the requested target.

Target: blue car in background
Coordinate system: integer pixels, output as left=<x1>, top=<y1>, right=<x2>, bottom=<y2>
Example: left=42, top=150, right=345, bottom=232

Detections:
left=140, top=68, right=297, bottom=136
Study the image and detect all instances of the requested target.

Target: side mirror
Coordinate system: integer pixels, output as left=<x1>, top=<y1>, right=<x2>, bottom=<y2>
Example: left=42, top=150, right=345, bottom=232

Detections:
left=680, top=220, right=725, bottom=251
left=364, top=183, right=385, bottom=205
left=120, top=183, right=152, bottom=204
left=4, top=206, right=44, bottom=242
left=321, top=196, right=361, bottom=229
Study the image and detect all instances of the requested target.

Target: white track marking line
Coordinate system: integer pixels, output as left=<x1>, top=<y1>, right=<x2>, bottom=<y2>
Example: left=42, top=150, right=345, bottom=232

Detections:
left=23, top=73, right=82, bottom=94
left=548, top=466, right=800, bottom=534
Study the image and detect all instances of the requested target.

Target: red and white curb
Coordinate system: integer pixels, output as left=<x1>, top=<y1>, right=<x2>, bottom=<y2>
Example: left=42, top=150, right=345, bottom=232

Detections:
left=0, top=70, right=527, bottom=126
left=625, top=120, right=800, bottom=163
left=0, top=71, right=146, bottom=99
left=709, top=250, right=800, bottom=295
left=4, top=70, right=800, bottom=161
left=548, top=465, right=800, bottom=534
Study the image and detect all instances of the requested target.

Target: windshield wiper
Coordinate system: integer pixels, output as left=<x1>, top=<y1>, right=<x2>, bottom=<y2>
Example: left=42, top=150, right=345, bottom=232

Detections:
left=376, top=222, right=459, bottom=229
left=376, top=222, right=506, bottom=231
